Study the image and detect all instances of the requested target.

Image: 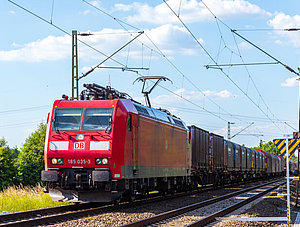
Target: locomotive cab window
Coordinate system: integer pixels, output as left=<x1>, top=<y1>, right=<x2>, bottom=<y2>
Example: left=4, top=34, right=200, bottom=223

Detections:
left=53, top=108, right=82, bottom=131
left=82, top=108, right=113, bottom=131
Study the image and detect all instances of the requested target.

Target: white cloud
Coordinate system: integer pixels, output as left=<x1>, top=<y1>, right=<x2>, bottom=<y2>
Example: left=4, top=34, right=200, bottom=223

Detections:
left=152, top=88, right=233, bottom=106
left=0, top=25, right=201, bottom=62
left=89, top=1, right=101, bottom=8
left=83, top=10, right=91, bottom=15
left=113, top=4, right=133, bottom=12
left=275, top=40, right=283, bottom=45
left=144, top=24, right=200, bottom=56
left=238, top=41, right=252, bottom=50
left=114, top=0, right=271, bottom=25
left=268, top=13, right=300, bottom=47
left=9, top=10, right=15, bottom=14
left=0, top=35, right=70, bottom=62
left=281, top=76, right=299, bottom=87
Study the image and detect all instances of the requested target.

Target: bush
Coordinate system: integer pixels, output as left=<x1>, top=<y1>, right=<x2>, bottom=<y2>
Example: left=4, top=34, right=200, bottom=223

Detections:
left=17, top=123, right=46, bottom=186
left=0, top=184, right=70, bottom=212
left=0, top=139, right=18, bottom=189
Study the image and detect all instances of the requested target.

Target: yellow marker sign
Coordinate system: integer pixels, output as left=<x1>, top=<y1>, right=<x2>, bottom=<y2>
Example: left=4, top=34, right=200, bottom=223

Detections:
left=273, top=138, right=300, bottom=161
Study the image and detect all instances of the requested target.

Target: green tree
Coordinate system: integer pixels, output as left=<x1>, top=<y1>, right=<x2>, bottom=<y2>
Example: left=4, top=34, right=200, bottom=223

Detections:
left=253, top=141, right=279, bottom=155
left=0, top=138, right=18, bottom=189
left=253, top=140, right=298, bottom=162
left=17, top=123, right=46, bottom=185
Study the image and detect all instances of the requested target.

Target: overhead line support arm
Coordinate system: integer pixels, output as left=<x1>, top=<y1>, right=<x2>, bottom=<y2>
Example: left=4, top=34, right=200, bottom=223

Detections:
left=231, top=29, right=299, bottom=76
left=79, top=31, right=144, bottom=80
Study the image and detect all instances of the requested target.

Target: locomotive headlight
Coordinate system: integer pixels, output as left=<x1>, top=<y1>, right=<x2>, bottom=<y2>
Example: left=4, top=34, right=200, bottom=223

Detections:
left=102, top=158, right=108, bottom=165
left=76, top=134, right=84, bottom=140
left=51, top=158, right=63, bottom=165
left=95, top=158, right=102, bottom=165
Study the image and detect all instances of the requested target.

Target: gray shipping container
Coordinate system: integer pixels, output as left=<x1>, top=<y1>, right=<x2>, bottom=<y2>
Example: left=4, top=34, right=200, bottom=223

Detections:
left=189, top=125, right=209, bottom=170
left=246, top=148, right=251, bottom=171
left=224, top=140, right=235, bottom=170
left=210, top=133, right=224, bottom=169
left=234, top=144, right=241, bottom=170
left=254, top=149, right=259, bottom=171
left=250, top=149, right=255, bottom=171
left=241, top=147, right=247, bottom=171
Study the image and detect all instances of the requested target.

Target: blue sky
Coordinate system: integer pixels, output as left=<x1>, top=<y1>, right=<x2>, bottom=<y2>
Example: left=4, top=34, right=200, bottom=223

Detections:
left=0, top=0, right=300, bottom=148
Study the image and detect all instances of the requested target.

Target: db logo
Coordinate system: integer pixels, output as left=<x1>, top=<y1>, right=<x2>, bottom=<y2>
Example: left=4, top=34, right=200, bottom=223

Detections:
left=74, top=142, right=85, bottom=150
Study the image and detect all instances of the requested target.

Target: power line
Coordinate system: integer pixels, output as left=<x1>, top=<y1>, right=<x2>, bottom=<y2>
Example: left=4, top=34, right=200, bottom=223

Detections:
left=50, top=0, right=55, bottom=24
left=82, top=0, right=140, bottom=31
left=8, top=0, right=131, bottom=70
left=205, top=62, right=279, bottom=69
left=82, top=0, right=248, bottom=123
left=199, top=0, right=299, bottom=76
left=233, top=28, right=300, bottom=32
left=231, top=30, right=300, bottom=76
left=0, top=120, right=45, bottom=129
left=9, top=0, right=232, bottom=124
left=0, top=105, right=50, bottom=115
left=163, top=0, right=285, bottom=133
left=79, top=31, right=144, bottom=80
left=156, top=84, right=228, bottom=122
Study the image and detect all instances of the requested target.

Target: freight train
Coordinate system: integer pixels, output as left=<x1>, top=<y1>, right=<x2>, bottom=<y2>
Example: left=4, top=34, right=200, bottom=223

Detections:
left=42, top=84, right=284, bottom=202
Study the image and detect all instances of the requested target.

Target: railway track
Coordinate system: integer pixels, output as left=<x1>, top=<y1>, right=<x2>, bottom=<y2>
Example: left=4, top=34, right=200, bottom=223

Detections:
left=121, top=178, right=284, bottom=227
left=0, top=185, right=214, bottom=226
left=0, top=178, right=282, bottom=226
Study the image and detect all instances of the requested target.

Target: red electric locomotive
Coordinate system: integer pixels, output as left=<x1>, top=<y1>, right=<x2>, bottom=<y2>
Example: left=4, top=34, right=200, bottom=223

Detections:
left=42, top=83, right=284, bottom=203
left=42, top=84, right=190, bottom=202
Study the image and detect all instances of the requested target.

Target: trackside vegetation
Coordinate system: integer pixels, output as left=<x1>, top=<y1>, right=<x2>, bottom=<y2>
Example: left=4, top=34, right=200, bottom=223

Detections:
left=253, top=141, right=297, bottom=162
left=0, top=122, right=294, bottom=212
left=0, top=123, right=72, bottom=212
left=0, top=184, right=69, bottom=212
left=0, top=123, right=46, bottom=189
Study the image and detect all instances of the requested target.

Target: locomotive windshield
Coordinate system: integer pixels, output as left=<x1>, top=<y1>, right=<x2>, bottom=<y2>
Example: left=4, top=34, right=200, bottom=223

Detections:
left=82, top=108, right=113, bottom=131
left=53, top=108, right=82, bottom=131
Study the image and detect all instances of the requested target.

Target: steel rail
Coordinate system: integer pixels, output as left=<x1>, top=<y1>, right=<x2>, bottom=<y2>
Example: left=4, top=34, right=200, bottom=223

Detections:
left=0, top=178, right=282, bottom=226
left=0, top=184, right=228, bottom=226
left=121, top=179, right=283, bottom=227
left=187, top=180, right=285, bottom=227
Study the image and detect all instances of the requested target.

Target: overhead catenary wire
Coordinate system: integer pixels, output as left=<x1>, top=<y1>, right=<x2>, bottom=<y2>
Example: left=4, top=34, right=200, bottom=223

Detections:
left=8, top=0, right=227, bottom=125
left=50, top=0, right=55, bottom=24
left=162, top=0, right=285, bottom=133
left=199, top=0, right=299, bottom=76
left=8, top=0, right=133, bottom=70
left=231, top=30, right=300, bottom=76
left=79, top=31, right=144, bottom=80
left=200, top=0, right=299, bottom=132
left=213, top=14, right=284, bottom=125
left=205, top=62, right=279, bottom=69
left=232, top=28, right=300, bottom=32
left=82, top=0, right=140, bottom=31
left=10, top=0, right=287, bottom=133
left=0, top=120, right=46, bottom=129
left=0, top=105, right=50, bottom=115
left=82, top=0, right=248, bottom=124
left=151, top=102, right=279, bottom=122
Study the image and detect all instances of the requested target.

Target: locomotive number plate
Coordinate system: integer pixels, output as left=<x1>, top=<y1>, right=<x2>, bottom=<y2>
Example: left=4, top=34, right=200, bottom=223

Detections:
left=68, top=159, right=91, bottom=165
left=74, top=142, right=85, bottom=150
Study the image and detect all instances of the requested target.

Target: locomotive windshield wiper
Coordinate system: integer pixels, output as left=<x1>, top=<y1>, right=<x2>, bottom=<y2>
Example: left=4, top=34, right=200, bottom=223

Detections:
left=53, top=117, right=60, bottom=133
left=104, top=117, right=112, bottom=133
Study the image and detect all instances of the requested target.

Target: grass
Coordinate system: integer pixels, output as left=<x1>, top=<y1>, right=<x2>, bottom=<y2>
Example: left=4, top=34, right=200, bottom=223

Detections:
left=0, top=184, right=71, bottom=213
